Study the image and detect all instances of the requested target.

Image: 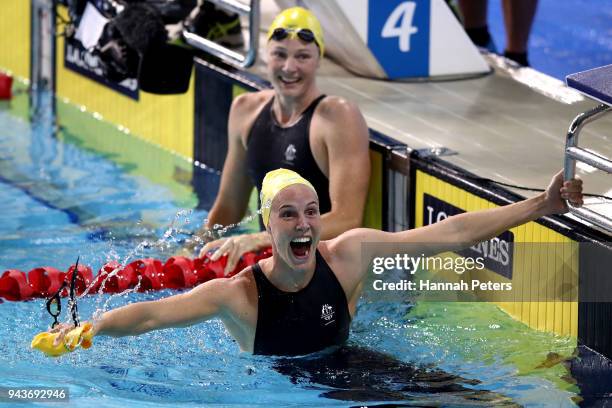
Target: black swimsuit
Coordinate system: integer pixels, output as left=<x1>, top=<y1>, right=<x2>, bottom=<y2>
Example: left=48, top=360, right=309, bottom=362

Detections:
left=252, top=250, right=351, bottom=356
left=246, top=95, right=331, bottom=230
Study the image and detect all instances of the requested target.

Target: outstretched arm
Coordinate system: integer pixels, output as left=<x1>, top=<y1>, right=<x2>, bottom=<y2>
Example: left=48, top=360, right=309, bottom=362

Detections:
left=93, top=278, right=233, bottom=337
left=390, top=171, right=582, bottom=249
left=331, top=171, right=583, bottom=289
left=48, top=278, right=236, bottom=346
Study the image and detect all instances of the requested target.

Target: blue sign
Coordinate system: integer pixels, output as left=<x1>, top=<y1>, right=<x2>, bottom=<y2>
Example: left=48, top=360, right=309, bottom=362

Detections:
left=423, top=194, right=515, bottom=279
left=367, top=0, right=430, bottom=78
left=64, top=37, right=139, bottom=100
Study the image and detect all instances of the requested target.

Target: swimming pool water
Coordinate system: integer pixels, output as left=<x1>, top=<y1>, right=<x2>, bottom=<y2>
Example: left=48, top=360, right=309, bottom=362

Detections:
left=0, top=97, right=208, bottom=273
left=0, top=95, right=587, bottom=406
left=488, top=0, right=612, bottom=79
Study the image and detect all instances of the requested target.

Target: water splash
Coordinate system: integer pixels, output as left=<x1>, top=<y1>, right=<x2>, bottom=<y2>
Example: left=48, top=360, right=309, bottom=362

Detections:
left=83, top=203, right=270, bottom=319
left=182, top=203, right=269, bottom=248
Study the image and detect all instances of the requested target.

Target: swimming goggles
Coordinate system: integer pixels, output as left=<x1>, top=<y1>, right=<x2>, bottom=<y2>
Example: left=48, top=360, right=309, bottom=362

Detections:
left=46, top=256, right=81, bottom=328
left=270, top=27, right=317, bottom=45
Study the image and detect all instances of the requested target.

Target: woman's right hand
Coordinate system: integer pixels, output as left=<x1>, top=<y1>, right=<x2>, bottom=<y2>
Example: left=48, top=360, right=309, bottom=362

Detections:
left=31, top=322, right=95, bottom=357
left=49, top=323, right=77, bottom=347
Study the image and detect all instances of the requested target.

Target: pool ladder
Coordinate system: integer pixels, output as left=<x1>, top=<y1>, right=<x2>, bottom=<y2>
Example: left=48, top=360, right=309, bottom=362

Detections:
left=563, top=103, right=612, bottom=233
left=182, top=0, right=260, bottom=68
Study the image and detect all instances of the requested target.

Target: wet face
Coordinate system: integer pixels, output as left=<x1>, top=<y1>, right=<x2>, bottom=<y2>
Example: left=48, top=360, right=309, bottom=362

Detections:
left=266, top=37, right=320, bottom=99
left=267, top=184, right=321, bottom=270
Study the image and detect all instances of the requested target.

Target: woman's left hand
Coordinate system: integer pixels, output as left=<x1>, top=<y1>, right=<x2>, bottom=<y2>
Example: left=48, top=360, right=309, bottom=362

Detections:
left=544, top=170, right=584, bottom=214
left=199, top=232, right=271, bottom=275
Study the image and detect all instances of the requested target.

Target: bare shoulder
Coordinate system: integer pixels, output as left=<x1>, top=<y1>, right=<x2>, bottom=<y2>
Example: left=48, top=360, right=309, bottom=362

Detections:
left=189, top=268, right=252, bottom=299
left=317, top=241, right=350, bottom=283
left=318, top=234, right=366, bottom=296
left=221, top=267, right=258, bottom=307
left=231, top=89, right=274, bottom=114
left=230, top=90, right=274, bottom=145
left=317, top=231, right=361, bottom=265
left=312, top=96, right=368, bottom=147
left=224, top=267, right=256, bottom=293
left=316, top=95, right=363, bottom=121
left=325, top=228, right=388, bottom=259
left=317, top=240, right=334, bottom=261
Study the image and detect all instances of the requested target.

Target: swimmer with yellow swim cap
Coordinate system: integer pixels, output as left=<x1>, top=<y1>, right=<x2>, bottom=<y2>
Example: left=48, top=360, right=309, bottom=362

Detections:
left=40, top=168, right=584, bottom=357
left=267, top=7, right=325, bottom=56
left=259, top=167, right=316, bottom=227
left=184, top=6, right=371, bottom=274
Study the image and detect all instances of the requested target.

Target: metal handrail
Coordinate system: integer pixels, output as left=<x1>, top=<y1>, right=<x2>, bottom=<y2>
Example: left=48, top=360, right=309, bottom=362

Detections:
left=563, top=103, right=612, bottom=232
left=31, top=0, right=57, bottom=117
left=183, top=0, right=259, bottom=68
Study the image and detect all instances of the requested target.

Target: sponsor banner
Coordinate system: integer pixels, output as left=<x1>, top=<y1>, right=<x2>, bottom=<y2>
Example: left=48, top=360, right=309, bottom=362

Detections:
left=423, top=193, right=514, bottom=279
left=64, top=36, right=139, bottom=100
left=357, top=242, right=612, bottom=303
left=413, top=169, right=579, bottom=337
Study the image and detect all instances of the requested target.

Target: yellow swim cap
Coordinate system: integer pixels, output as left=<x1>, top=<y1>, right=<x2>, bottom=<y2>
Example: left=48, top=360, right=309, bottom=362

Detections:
left=260, top=168, right=317, bottom=227
left=267, top=7, right=325, bottom=56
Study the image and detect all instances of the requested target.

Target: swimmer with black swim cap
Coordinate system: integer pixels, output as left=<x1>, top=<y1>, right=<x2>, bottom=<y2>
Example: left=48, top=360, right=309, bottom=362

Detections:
left=39, top=168, right=583, bottom=357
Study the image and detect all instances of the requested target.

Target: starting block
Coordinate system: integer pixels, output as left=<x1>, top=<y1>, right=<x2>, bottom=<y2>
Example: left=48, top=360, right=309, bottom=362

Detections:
left=564, top=64, right=612, bottom=232
left=567, top=64, right=612, bottom=106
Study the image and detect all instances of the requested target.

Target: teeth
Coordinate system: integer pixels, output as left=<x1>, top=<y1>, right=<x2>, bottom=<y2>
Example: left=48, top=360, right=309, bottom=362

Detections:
left=291, top=237, right=311, bottom=243
left=280, top=77, right=299, bottom=83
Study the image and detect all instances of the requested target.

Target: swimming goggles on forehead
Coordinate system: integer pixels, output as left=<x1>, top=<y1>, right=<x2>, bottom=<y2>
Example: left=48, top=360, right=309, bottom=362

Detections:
left=46, top=256, right=81, bottom=328
left=270, top=27, right=317, bottom=45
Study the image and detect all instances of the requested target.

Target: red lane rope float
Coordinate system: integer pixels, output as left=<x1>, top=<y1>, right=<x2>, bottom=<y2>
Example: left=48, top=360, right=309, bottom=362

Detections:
left=0, top=248, right=272, bottom=302
left=0, top=72, right=12, bottom=100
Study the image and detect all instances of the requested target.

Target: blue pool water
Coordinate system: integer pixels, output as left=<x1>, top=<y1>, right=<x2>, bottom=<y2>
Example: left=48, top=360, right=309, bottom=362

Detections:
left=0, top=100, right=586, bottom=406
left=0, top=106, right=204, bottom=273
left=488, top=0, right=612, bottom=80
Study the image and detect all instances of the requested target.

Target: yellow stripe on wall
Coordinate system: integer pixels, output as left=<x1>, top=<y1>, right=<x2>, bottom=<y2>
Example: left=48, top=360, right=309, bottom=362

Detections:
left=363, top=150, right=383, bottom=230
left=55, top=6, right=194, bottom=159
left=415, top=170, right=578, bottom=337
left=0, top=0, right=31, bottom=79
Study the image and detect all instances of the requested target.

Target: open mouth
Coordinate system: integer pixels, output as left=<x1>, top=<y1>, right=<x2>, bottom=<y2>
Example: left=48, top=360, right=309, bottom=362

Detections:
left=290, top=237, right=312, bottom=258
left=279, top=77, right=300, bottom=85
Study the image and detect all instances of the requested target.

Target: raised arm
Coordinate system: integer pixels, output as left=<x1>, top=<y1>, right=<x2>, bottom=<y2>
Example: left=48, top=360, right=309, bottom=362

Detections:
left=330, top=171, right=583, bottom=289
left=389, top=171, right=582, bottom=250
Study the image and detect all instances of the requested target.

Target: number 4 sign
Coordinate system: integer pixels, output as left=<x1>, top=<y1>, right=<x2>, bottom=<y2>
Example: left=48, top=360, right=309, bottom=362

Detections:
left=334, top=0, right=488, bottom=79
left=368, top=0, right=430, bottom=77
left=381, top=2, right=419, bottom=52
